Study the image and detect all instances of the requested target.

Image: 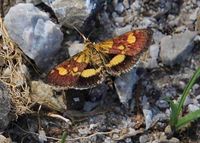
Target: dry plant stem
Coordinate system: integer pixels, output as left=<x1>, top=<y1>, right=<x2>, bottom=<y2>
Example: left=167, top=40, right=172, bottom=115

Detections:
left=47, top=113, right=72, bottom=125
left=14, top=123, right=118, bottom=142
left=0, top=17, right=32, bottom=115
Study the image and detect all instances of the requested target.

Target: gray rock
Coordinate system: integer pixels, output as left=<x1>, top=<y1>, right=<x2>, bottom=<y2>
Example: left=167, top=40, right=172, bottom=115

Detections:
left=124, top=13, right=134, bottom=24
left=115, top=2, right=125, bottom=14
left=139, top=17, right=156, bottom=28
left=4, top=3, right=63, bottom=71
left=141, top=96, right=153, bottom=129
left=160, top=30, right=197, bottom=66
left=156, top=99, right=169, bottom=109
left=88, top=84, right=108, bottom=102
left=114, top=25, right=132, bottom=36
left=123, top=0, right=130, bottom=9
left=114, top=69, right=138, bottom=105
left=130, top=0, right=142, bottom=13
left=188, top=104, right=200, bottom=112
left=42, top=0, right=97, bottom=29
left=67, top=41, right=84, bottom=57
left=125, top=138, right=132, bottom=143
left=189, top=7, right=199, bottom=21
left=146, top=44, right=159, bottom=68
left=139, top=135, right=150, bottom=143
left=0, top=81, right=11, bottom=131
left=153, top=30, right=166, bottom=44
left=153, top=113, right=168, bottom=122
left=143, top=109, right=153, bottom=130
left=160, top=0, right=180, bottom=15
left=183, top=96, right=198, bottom=106
left=26, top=0, right=42, bottom=5
left=162, top=86, right=177, bottom=98
left=83, top=101, right=99, bottom=112
left=113, top=16, right=125, bottom=25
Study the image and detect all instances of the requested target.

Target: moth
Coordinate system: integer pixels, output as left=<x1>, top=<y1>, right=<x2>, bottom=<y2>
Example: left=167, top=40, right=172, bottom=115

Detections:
left=47, top=28, right=152, bottom=89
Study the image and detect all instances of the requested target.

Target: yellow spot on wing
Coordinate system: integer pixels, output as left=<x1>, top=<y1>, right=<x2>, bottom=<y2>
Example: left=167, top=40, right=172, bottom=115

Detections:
left=98, top=40, right=113, bottom=49
left=76, top=54, right=85, bottom=63
left=75, top=54, right=89, bottom=63
left=118, top=45, right=125, bottom=50
left=81, top=68, right=101, bottom=78
left=56, top=67, right=68, bottom=75
left=127, top=33, right=136, bottom=44
left=106, top=55, right=125, bottom=67
left=73, top=67, right=78, bottom=72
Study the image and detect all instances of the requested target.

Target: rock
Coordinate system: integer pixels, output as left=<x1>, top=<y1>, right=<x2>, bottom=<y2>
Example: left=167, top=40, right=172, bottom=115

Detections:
left=169, top=137, right=180, bottom=143
left=165, top=125, right=173, bottom=135
left=188, top=104, right=200, bottom=112
left=125, top=138, right=132, bottom=143
left=113, top=16, right=125, bottom=25
left=30, top=81, right=66, bottom=111
left=178, top=80, right=186, bottom=90
left=114, top=69, right=138, bottom=105
left=124, top=13, right=134, bottom=24
left=159, top=136, right=180, bottom=143
left=0, top=81, right=11, bottom=131
left=67, top=41, right=84, bottom=57
left=160, top=30, right=197, bottom=66
left=189, top=7, right=199, bottom=21
left=42, top=0, right=100, bottom=29
left=146, top=44, right=159, bottom=68
left=143, top=109, right=153, bottom=130
left=141, top=96, right=153, bottom=129
left=160, top=0, right=181, bottom=15
left=184, top=96, right=194, bottom=106
left=130, top=0, right=142, bottom=13
left=153, top=113, right=168, bottom=123
left=83, top=101, right=99, bottom=112
left=26, top=0, right=42, bottom=5
left=139, top=17, right=156, bottom=28
left=78, top=126, right=90, bottom=135
left=115, top=2, right=125, bottom=14
left=114, top=25, right=132, bottom=36
left=123, top=0, right=130, bottom=9
left=156, top=99, right=169, bottom=109
left=0, top=135, right=12, bottom=143
left=153, top=30, right=166, bottom=44
left=139, top=134, right=150, bottom=143
left=88, top=84, right=108, bottom=102
left=4, top=3, right=63, bottom=71
left=162, top=86, right=177, bottom=98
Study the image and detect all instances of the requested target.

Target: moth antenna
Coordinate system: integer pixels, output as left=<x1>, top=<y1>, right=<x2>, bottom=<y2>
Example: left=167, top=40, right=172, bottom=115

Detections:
left=73, top=26, right=87, bottom=41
